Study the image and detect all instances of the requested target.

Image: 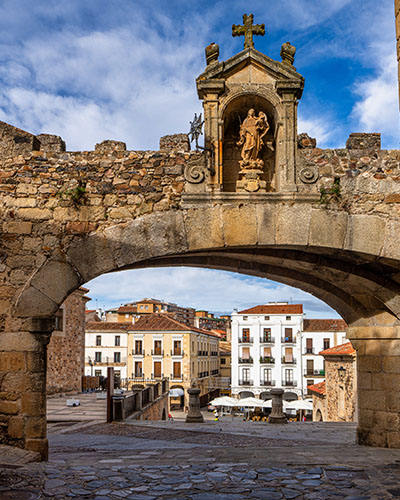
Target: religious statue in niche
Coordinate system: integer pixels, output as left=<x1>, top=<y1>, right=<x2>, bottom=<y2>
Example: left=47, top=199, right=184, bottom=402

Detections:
left=236, top=108, right=271, bottom=192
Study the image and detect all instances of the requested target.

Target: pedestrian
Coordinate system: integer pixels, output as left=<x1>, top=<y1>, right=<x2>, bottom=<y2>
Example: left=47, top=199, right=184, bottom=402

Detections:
left=168, top=412, right=174, bottom=421
left=214, top=409, right=219, bottom=421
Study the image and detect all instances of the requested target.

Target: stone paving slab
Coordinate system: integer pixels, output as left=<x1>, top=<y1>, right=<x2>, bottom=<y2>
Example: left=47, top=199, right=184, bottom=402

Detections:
left=1, top=420, right=400, bottom=499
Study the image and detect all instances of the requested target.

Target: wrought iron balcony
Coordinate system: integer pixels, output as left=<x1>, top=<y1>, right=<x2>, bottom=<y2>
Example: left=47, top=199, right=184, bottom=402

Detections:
left=281, top=357, right=297, bottom=365
left=260, top=356, right=275, bottom=364
left=238, top=379, right=253, bottom=386
left=304, top=347, right=315, bottom=354
left=151, top=349, right=164, bottom=356
left=238, top=337, right=253, bottom=344
left=282, top=380, right=297, bottom=387
left=171, top=349, right=184, bottom=356
left=132, top=349, right=144, bottom=355
left=170, top=373, right=183, bottom=380
left=281, top=336, right=296, bottom=344
left=260, top=380, right=276, bottom=387
left=304, top=369, right=325, bottom=376
left=260, top=336, right=275, bottom=344
left=238, top=357, right=253, bottom=364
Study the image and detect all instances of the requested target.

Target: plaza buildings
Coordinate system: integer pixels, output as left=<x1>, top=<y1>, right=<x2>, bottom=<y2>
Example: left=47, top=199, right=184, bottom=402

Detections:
left=231, top=302, right=347, bottom=399
left=85, top=314, right=221, bottom=408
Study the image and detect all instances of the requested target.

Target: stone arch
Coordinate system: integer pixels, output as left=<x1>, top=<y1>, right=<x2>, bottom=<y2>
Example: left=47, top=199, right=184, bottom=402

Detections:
left=315, top=409, right=323, bottom=422
left=239, top=391, right=254, bottom=399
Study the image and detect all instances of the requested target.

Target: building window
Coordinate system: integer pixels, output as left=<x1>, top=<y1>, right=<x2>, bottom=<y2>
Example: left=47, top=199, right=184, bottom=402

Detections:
left=94, top=370, right=102, bottom=377
left=221, top=358, right=226, bottom=365
left=134, top=361, right=143, bottom=377
left=115, top=335, right=121, bottom=346
left=95, top=352, right=102, bottom=363
left=306, top=338, right=313, bottom=353
left=243, top=316, right=248, bottom=320
left=286, top=316, right=291, bottom=320
left=54, top=308, right=64, bottom=331
left=263, top=328, right=271, bottom=342
left=145, top=305, right=149, bottom=310
left=264, top=316, right=270, bottom=321
left=285, top=369, right=293, bottom=384
left=173, top=362, right=181, bottom=379
left=242, top=328, right=250, bottom=342
left=114, top=352, right=121, bottom=363
left=154, top=361, right=162, bottom=378
left=263, top=368, right=272, bottom=382
left=242, top=367, right=250, bottom=382
left=134, top=340, right=143, bottom=355
left=96, top=335, right=101, bottom=346
left=154, top=340, right=162, bottom=355
left=324, top=338, right=330, bottom=350
left=284, top=328, right=293, bottom=342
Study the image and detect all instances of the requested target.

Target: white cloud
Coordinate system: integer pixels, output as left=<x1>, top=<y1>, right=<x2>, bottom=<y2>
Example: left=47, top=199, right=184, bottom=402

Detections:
left=352, top=51, right=399, bottom=147
left=86, top=267, right=340, bottom=319
left=297, top=115, right=333, bottom=147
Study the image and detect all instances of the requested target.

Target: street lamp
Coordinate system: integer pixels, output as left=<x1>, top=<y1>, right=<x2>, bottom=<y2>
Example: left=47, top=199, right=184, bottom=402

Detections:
left=338, top=366, right=346, bottom=381
left=88, top=357, right=93, bottom=377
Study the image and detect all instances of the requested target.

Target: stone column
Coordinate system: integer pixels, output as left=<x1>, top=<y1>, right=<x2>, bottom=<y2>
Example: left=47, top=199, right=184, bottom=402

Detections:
left=349, top=323, right=400, bottom=448
left=185, top=388, right=204, bottom=423
left=268, top=388, right=287, bottom=424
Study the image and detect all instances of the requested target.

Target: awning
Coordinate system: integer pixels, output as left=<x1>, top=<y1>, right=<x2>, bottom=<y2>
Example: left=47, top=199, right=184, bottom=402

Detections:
left=169, top=388, right=184, bottom=397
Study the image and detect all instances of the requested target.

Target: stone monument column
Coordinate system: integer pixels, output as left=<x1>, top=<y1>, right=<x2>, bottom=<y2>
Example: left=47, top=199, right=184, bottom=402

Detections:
left=185, top=387, right=204, bottom=423
left=349, top=322, right=400, bottom=448
left=268, top=388, right=287, bottom=424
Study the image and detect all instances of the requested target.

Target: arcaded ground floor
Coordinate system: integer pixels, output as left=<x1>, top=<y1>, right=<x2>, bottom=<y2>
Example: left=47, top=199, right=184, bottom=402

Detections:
left=2, top=406, right=400, bottom=499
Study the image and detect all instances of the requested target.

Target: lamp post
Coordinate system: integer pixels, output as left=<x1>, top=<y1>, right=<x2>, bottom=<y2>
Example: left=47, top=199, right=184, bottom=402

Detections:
left=338, top=366, right=346, bottom=381
left=88, top=357, right=93, bottom=377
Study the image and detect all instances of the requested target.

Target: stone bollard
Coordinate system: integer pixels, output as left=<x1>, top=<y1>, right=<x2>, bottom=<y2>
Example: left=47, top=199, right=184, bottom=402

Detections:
left=268, top=388, right=287, bottom=424
left=185, top=388, right=204, bottom=423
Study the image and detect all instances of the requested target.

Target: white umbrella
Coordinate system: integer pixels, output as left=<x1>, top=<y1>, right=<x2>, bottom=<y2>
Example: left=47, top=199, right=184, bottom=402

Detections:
left=238, top=397, right=264, bottom=407
left=209, top=396, right=238, bottom=407
left=285, top=399, right=313, bottom=411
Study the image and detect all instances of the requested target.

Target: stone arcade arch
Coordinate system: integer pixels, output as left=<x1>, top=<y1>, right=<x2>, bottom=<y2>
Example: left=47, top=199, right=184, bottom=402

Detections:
left=8, top=202, right=400, bottom=459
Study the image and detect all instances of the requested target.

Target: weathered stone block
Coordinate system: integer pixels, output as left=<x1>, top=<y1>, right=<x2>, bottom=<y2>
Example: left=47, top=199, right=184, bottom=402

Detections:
left=15, top=286, right=59, bottom=318
left=309, top=209, right=347, bottom=249
left=185, top=207, right=224, bottom=251
left=17, top=208, right=52, bottom=220
left=21, top=392, right=46, bottom=417
left=26, top=417, right=46, bottom=438
left=36, top=134, right=66, bottom=152
left=346, top=133, right=381, bottom=150
left=344, top=215, right=385, bottom=256
left=8, top=416, right=24, bottom=439
left=358, top=355, right=383, bottom=372
left=3, top=221, right=32, bottom=234
left=222, top=205, right=257, bottom=246
left=159, top=134, right=190, bottom=152
left=0, top=331, right=42, bottom=352
left=275, top=203, right=311, bottom=246
left=0, top=400, right=19, bottom=415
left=25, top=437, right=48, bottom=460
left=358, top=389, right=386, bottom=410
left=95, top=140, right=126, bottom=152
left=0, top=352, right=26, bottom=371
left=256, top=204, right=276, bottom=245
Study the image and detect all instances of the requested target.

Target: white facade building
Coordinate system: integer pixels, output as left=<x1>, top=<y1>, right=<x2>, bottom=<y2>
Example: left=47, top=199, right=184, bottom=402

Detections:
left=231, top=303, right=347, bottom=399
left=85, top=323, right=129, bottom=382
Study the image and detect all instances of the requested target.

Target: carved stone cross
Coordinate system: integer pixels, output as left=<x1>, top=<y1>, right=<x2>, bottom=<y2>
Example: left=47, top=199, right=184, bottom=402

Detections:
left=232, top=13, right=265, bottom=49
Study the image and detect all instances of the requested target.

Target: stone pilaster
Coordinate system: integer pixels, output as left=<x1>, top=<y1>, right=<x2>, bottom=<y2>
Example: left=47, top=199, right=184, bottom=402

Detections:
left=349, top=323, right=400, bottom=448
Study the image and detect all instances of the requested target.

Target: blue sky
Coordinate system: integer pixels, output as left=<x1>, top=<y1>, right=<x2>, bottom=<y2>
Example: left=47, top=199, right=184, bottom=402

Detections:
left=1, top=0, right=398, bottom=317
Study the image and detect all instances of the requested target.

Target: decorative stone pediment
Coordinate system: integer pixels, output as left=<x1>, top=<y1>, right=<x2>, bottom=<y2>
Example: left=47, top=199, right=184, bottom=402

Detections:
left=186, top=33, right=307, bottom=197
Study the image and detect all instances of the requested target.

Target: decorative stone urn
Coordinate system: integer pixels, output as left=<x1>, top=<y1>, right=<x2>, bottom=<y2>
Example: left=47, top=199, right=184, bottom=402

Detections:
left=185, top=388, right=204, bottom=423
left=268, top=388, right=287, bottom=424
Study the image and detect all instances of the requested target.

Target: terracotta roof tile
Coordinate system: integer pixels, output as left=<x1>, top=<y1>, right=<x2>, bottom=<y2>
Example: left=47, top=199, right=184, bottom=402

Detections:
left=130, top=314, right=220, bottom=338
left=238, top=304, right=303, bottom=315
left=118, top=305, right=137, bottom=313
left=308, top=381, right=326, bottom=396
left=319, top=342, right=356, bottom=357
left=303, top=319, right=348, bottom=332
left=86, top=322, right=130, bottom=331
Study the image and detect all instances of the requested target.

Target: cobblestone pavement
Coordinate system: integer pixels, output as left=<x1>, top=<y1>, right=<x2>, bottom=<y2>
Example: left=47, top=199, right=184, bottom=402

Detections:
left=1, top=419, right=400, bottom=499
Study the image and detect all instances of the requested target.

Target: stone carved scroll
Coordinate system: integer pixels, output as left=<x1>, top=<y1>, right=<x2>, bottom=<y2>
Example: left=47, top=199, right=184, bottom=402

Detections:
left=299, top=165, right=319, bottom=184
left=184, top=163, right=206, bottom=184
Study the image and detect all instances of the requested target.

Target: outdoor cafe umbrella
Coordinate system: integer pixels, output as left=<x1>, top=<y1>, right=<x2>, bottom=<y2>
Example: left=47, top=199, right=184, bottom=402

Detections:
left=285, top=399, right=313, bottom=411
left=209, top=396, right=238, bottom=407
left=238, top=397, right=264, bottom=407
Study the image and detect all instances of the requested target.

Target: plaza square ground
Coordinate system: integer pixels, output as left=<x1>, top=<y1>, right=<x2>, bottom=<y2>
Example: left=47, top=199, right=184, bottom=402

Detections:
left=0, top=393, right=400, bottom=499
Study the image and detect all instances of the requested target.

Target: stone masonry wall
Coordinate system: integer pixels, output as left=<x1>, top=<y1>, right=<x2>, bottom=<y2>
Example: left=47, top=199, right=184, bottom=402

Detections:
left=137, top=392, right=168, bottom=421
left=46, top=289, right=87, bottom=395
left=325, top=356, right=357, bottom=422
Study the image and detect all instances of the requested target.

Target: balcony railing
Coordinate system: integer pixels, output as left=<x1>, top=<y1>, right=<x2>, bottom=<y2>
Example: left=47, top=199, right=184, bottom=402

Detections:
left=260, top=356, right=275, bottom=364
left=260, top=336, right=275, bottom=344
left=281, top=357, right=297, bottom=365
left=132, top=349, right=144, bottom=355
left=199, top=371, right=209, bottom=378
left=210, top=369, right=219, bottom=375
left=238, top=357, right=253, bottom=364
left=151, top=349, right=164, bottom=356
left=238, top=379, right=253, bottom=386
left=151, top=373, right=164, bottom=379
left=197, top=350, right=208, bottom=356
left=304, top=369, right=325, bottom=376
left=260, top=380, right=276, bottom=387
left=238, top=337, right=253, bottom=344
left=171, top=350, right=184, bottom=356
left=282, top=380, right=297, bottom=387
left=86, top=356, right=126, bottom=365
left=304, top=347, right=315, bottom=354
left=170, top=373, right=183, bottom=380
left=281, top=337, right=296, bottom=344
left=210, top=351, right=218, bottom=357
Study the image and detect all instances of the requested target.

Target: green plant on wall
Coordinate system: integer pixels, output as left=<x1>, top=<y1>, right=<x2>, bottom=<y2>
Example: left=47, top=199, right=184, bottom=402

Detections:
left=58, top=182, right=87, bottom=206
left=320, top=177, right=341, bottom=205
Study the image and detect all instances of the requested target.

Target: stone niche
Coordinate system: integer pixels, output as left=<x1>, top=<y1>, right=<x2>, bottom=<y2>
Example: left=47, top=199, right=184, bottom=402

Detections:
left=187, top=43, right=304, bottom=196
left=222, top=93, right=276, bottom=192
